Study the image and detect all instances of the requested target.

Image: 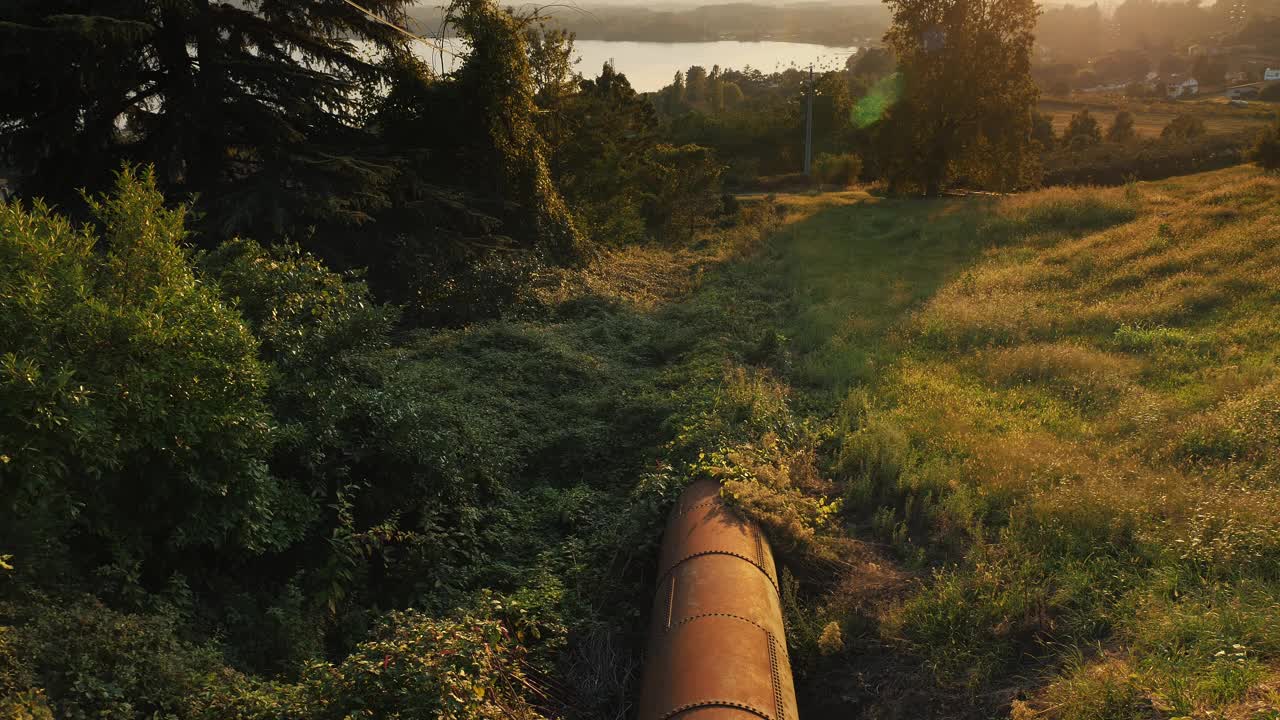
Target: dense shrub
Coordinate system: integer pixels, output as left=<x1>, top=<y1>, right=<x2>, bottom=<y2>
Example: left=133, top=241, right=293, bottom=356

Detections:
left=1106, top=110, right=1136, bottom=142
left=1042, top=131, right=1256, bottom=185
left=1031, top=112, right=1057, bottom=149
left=202, top=238, right=532, bottom=618
left=190, top=603, right=558, bottom=720
left=1, top=596, right=218, bottom=720
left=1252, top=114, right=1280, bottom=170
left=642, top=144, right=724, bottom=243
left=1063, top=109, right=1102, bottom=148
left=813, top=152, right=864, bottom=186
left=202, top=239, right=397, bottom=371
left=0, top=167, right=300, bottom=568
left=1162, top=113, right=1207, bottom=139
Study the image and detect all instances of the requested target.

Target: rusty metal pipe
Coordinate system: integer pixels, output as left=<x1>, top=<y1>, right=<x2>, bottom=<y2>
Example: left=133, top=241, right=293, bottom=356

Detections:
left=639, top=479, right=800, bottom=720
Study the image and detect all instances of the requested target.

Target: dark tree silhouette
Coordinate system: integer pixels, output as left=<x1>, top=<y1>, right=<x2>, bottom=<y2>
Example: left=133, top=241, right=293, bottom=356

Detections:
left=0, top=0, right=411, bottom=236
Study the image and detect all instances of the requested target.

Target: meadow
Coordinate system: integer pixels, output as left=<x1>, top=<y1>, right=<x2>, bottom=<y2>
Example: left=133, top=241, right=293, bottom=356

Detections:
left=574, top=164, right=1280, bottom=718
left=1039, top=96, right=1277, bottom=137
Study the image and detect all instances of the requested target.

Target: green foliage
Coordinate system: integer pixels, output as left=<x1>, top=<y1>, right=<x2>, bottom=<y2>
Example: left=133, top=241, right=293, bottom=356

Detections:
left=191, top=602, right=558, bottom=720
left=549, top=62, right=661, bottom=245
left=642, top=144, right=725, bottom=243
left=1251, top=114, right=1280, bottom=171
left=201, top=239, right=396, bottom=372
left=1106, top=110, right=1136, bottom=143
left=1064, top=108, right=1103, bottom=148
left=1162, top=113, right=1208, bottom=140
left=202, top=237, right=519, bottom=615
left=1, top=0, right=605, bottom=329
left=0, top=0, right=411, bottom=236
left=848, top=47, right=896, bottom=80
left=0, top=167, right=298, bottom=565
left=1032, top=111, right=1057, bottom=149
left=1, top=596, right=219, bottom=720
left=658, top=64, right=868, bottom=184
left=813, top=153, right=864, bottom=186
left=879, top=0, right=1042, bottom=193
left=1043, top=130, right=1257, bottom=186
left=451, top=0, right=584, bottom=264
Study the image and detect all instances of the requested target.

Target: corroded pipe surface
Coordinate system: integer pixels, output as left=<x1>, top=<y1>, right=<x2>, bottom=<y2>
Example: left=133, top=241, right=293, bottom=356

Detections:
left=639, top=479, right=800, bottom=720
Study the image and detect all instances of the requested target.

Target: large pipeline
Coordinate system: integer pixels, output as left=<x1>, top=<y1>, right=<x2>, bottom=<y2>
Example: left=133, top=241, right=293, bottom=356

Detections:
left=638, top=478, right=800, bottom=720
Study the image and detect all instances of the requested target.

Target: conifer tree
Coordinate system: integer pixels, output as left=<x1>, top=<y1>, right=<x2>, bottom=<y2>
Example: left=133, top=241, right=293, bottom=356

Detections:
left=0, top=0, right=411, bottom=236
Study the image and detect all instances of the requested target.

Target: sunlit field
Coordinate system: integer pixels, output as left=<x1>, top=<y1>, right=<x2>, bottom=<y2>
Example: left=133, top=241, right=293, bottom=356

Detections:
left=1040, top=96, right=1277, bottom=138
left=600, top=166, right=1280, bottom=718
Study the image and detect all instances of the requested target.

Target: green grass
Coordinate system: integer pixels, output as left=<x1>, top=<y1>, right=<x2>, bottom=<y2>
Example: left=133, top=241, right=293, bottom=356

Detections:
left=596, top=166, right=1280, bottom=719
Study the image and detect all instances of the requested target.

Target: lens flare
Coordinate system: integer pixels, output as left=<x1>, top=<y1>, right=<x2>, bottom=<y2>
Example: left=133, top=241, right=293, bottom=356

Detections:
left=852, top=72, right=903, bottom=129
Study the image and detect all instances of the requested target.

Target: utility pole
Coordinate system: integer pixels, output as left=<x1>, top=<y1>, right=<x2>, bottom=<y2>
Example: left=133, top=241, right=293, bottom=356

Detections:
left=803, top=64, right=814, bottom=177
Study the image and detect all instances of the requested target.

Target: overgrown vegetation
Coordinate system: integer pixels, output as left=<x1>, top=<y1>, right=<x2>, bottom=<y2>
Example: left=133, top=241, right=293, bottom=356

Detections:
left=4, top=0, right=1280, bottom=717
left=0, top=157, right=816, bottom=718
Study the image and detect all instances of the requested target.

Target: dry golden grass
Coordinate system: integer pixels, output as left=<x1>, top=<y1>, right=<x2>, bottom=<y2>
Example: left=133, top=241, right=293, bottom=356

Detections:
left=1038, top=97, right=1276, bottom=138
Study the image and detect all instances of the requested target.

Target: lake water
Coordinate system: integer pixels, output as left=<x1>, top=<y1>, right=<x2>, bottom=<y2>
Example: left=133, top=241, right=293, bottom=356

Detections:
left=411, top=39, right=859, bottom=93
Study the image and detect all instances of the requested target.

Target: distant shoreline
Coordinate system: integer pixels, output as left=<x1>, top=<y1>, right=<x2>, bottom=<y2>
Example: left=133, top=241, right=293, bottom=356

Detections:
left=406, top=2, right=888, bottom=48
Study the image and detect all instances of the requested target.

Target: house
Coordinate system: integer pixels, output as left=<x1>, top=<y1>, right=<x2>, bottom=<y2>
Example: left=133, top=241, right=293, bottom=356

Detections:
left=1225, top=71, right=1248, bottom=85
left=1265, top=68, right=1280, bottom=82
left=1228, top=83, right=1261, bottom=100
left=1167, top=77, right=1199, bottom=98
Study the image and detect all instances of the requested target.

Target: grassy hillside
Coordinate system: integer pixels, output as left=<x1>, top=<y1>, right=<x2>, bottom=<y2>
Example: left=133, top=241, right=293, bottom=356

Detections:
left=587, top=165, right=1280, bottom=718
left=765, top=166, right=1280, bottom=718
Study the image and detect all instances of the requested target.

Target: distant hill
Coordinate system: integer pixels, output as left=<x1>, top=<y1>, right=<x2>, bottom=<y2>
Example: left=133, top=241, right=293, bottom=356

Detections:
left=406, top=1, right=889, bottom=45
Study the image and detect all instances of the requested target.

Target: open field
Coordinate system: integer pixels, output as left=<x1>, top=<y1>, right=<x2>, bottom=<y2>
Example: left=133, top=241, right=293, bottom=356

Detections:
left=1039, top=96, right=1277, bottom=137
left=582, top=165, right=1280, bottom=718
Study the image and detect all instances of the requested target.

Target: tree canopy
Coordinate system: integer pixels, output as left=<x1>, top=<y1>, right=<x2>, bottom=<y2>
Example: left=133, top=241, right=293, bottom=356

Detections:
left=0, top=0, right=411, bottom=236
left=879, top=0, right=1042, bottom=193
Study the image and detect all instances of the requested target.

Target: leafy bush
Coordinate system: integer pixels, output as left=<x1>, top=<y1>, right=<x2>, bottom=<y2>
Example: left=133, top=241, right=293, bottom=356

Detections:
left=1, top=596, right=218, bottom=720
left=642, top=143, right=724, bottom=243
left=1063, top=109, right=1102, bottom=148
left=1106, top=110, right=1136, bottom=142
left=202, top=239, right=397, bottom=370
left=813, top=152, right=864, bottom=186
left=190, top=602, right=560, bottom=720
left=1251, top=114, right=1280, bottom=170
left=1162, top=113, right=1207, bottom=139
left=0, top=167, right=299, bottom=567
left=202, top=239, right=534, bottom=617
